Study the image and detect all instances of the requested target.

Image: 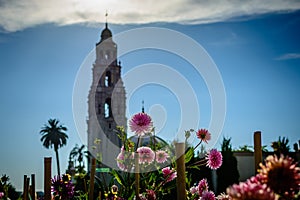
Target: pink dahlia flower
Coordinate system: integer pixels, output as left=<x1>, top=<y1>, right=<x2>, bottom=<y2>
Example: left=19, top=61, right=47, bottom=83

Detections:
left=216, top=193, right=231, bottom=200
left=137, top=146, right=155, bottom=164
left=206, top=149, right=222, bottom=170
left=201, top=191, right=215, bottom=200
left=146, top=189, right=156, bottom=200
left=227, top=180, right=277, bottom=200
left=258, top=154, right=300, bottom=197
left=162, top=167, right=177, bottom=183
left=138, top=194, right=147, bottom=200
left=129, top=112, right=153, bottom=136
left=198, top=178, right=209, bottom=196
left=155, top=150, right=169, bottom=163
left=189, top=186, right=198, bottom=195
left=116, top=151, right=126, bottom=171
left=196, top=129, right=211, bottom=143
left=116, top=146, right=134, bottom=171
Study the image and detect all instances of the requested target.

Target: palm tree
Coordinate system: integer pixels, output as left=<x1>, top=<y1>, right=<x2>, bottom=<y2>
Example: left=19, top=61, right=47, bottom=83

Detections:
left=39, top=118, right=68, bottom=177
left=69, top=144, right=90, bottom=173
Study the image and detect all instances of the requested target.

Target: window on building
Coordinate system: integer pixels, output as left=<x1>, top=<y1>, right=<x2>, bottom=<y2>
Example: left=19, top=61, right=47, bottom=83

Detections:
left=104, top=98, right=111, bottom=118
left=104, top=71, right=111, bottom=87
left=105, top=51, right=110, bottom=60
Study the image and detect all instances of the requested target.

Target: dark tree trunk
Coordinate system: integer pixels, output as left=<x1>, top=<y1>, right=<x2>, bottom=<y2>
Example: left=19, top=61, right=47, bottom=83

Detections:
left=55, top=149, right=61, bottom=177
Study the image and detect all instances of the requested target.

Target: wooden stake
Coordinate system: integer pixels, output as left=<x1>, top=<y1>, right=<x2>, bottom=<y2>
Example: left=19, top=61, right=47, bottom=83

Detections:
left=135, top=154, right=140, bottom=200
left=98, top=191, right=102, bottom=200
left=31, top=174, right=35, bottom=200
left=44, top=157, right=52, bottom=200
left=26, top=177, right=30, bottom=200
left=175, top=142, right=186, bottom=200
left=254, top=131, right=262, bottom=173
left=23, top=175, right=28, bottom=200
left=89, top=158, right=96, bottom=200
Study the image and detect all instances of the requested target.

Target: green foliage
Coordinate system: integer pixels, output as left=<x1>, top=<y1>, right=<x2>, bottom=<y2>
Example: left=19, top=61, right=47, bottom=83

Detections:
left=221, top=137, right=232, bottom=152
left=271, top=136, right=290, bottom=156
left=110, top=170, right=125, bottom=186
left=109, top=169, right=135, bottom=199
left=186, top=153, right=213, bottom=192
left=0, top=175, right=20, bottom=200
left=217, top=137, right=240, bottom=194
left=236, top=145, right=254, bottom=152
left=73, top=173, right=89, bottom=195
left=185, top=147, right=195, bottom=163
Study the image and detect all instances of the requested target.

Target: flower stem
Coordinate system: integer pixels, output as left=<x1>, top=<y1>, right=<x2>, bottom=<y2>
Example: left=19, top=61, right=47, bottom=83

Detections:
left=194, top=140, right=203, bottom=151
left=135, top=136, right=141, bottom=200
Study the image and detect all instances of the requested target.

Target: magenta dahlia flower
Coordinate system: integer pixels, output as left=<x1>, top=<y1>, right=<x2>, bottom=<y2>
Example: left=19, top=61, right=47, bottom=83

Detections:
left=146, top=189, right=156, bottom=200
left=196, top=128, right=211, bottom=143
left=206, top=149, right=222, bottom=170
left=51, top=174, right=74, bottom=200
left=155, top=150, right=169, bottom=163
left=162, top=167, right=177, bottom=183
left=129, top=112, right=153, bottom=135
left=198, top=178, right=209, bottom=196
left=201, top=191, right=216, bottom=200
left=137, top=146, right=155, bottom=164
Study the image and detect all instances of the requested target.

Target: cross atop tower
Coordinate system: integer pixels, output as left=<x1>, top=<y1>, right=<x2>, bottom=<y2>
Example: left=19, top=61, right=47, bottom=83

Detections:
left=105, top=11, right=108, bottom=28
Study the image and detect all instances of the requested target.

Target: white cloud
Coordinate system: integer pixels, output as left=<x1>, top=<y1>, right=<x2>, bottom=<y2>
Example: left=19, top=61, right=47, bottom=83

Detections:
left=275, top=53, right=300, bottom=60
left=0, top=0, right=300, bottom=32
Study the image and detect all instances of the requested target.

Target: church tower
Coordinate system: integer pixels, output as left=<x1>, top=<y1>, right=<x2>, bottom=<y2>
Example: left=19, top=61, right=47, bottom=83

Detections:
left=87, top=21, right=126, bottom=168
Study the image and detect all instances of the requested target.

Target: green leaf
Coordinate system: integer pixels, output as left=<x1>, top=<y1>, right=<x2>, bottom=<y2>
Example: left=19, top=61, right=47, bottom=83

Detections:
left=185, top=147, right=194, bottom=163
left=110, top=170, right=125, bottom=186
left=186, top=165, right=200, bottom=170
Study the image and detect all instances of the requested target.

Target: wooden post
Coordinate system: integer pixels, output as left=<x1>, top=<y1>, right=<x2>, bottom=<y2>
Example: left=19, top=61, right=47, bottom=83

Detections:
left=98, top=191, right=102, bottom=200
left=23, top=175, right=28, bottom=200
left=175, top=142, right=186, bottom=200
left=135, top=154, right=140, bottom=200
left=44, top=157, right=52, bottom=200
left=89, top=158, right=96, bottom=200
left=31, top=174, right=35, bottom=200
left=254, top=131, right=262, bottom=173
left=26, top=177, right=30, bottom=200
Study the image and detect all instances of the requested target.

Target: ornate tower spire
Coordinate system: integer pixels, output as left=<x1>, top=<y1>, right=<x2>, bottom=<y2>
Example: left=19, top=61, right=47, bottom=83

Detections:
left=88, top=22, right=127, bottom=169
left=142, top=100, right=145, bottom=113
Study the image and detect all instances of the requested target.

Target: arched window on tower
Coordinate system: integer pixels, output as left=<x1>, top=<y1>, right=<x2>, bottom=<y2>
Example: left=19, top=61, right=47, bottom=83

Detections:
left=98, top=104, right=101, bottom=114
left=104, top=98, right=111, bottom=118
left=104, top=71, right=111, bottom=87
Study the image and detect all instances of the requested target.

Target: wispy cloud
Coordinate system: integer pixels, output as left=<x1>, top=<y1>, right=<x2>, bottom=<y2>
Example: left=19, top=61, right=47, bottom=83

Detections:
left=0, top=0, right=300, bottom=32
left=275, top=53, right=300, bottom=60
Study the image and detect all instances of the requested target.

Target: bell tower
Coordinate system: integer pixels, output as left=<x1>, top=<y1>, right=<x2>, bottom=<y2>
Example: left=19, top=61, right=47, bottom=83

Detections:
left=87, top=20, right=126, bottom=168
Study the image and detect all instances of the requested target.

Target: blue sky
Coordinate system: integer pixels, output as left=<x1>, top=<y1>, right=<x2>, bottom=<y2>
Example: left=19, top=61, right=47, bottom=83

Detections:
left=0, top=1, right=300, bottom=191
